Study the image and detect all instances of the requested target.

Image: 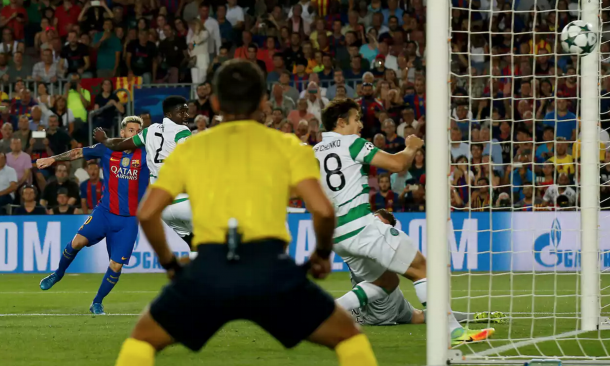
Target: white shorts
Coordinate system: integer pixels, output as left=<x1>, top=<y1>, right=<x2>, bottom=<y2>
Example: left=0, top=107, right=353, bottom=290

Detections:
left=334, top=217, right=418, bottom=282
left=161, top=199, right=192, bottom=238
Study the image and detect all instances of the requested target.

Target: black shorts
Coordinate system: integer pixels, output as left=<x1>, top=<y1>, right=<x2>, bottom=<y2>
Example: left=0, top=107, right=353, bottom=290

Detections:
left=149, top=239, right=336, bottom=351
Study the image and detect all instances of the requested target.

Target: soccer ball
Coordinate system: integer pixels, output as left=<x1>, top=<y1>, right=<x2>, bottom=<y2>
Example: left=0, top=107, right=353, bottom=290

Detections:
left=561, top=20, right=597, bottom=55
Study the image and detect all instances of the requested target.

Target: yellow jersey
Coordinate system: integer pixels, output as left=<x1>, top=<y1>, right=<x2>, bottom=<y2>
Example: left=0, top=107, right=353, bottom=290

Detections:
left=548, top=154, right=575, bottom=175
left=153, top=120, right=320, bottom=247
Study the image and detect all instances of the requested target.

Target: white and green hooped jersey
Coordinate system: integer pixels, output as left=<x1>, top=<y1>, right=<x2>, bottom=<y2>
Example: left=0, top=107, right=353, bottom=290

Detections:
left=313, top=132, right=379, bottom=244
left=133, top=118, right=191, bottom=201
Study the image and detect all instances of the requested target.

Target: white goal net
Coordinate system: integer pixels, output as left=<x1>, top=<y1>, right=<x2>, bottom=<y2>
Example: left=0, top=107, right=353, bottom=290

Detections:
left=426, top=0, right=610, bottom=364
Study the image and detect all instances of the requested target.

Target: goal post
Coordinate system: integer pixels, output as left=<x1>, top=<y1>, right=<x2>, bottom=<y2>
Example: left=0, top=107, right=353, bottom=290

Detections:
left=425, top=0, right=609, bottom=364
left=425, top=0, right=451, bottom=364
left=580, top=0, right=601, bottom=333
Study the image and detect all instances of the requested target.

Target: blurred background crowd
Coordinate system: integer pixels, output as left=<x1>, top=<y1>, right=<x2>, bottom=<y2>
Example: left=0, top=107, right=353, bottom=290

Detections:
left=0, top=0, right=609, bottom=215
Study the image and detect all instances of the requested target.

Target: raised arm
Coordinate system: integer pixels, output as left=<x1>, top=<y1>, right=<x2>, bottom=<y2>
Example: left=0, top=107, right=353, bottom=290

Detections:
left=36, top=148, right=83, bottom=169
left=370, top=135, right=423, bottom=173
left=94, top=127, right=138, bottom=151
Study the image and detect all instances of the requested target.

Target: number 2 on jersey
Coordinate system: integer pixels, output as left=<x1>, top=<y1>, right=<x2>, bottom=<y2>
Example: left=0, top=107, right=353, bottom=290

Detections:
left=154, top=132, right=164, bottom=164
left=323, top=153, right=345, bottom=191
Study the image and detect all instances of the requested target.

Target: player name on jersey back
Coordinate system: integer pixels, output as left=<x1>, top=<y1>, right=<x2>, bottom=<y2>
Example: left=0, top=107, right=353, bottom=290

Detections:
left=313, top=139, right=341, bottom=153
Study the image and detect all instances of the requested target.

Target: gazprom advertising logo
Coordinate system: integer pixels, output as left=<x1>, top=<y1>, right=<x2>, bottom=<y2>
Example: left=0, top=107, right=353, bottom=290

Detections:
left=534, top=218, right=580, bottom=268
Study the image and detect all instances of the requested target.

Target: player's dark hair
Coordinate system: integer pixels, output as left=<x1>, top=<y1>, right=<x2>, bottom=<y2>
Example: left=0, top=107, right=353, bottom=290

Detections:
left=87, top=160, right=99, bottom=167
left=248, top=44, right=258, bottom=52
left=163, top=96, right=187, bottom=115
left=57, top=188, right=69, bottom=196
left=213, top=59, right=265, bottom=116
left=322, top=98, right=360, bottom=132
left=375, top=209, right=397, bottom=227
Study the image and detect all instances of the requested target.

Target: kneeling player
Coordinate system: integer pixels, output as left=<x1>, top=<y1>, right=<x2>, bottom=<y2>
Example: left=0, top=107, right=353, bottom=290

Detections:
left=38, top=116, right=149, bottom=315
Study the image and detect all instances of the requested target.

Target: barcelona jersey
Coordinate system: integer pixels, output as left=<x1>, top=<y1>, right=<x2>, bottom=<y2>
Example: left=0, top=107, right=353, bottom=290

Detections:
left=82, top=144, right=149, bottom=217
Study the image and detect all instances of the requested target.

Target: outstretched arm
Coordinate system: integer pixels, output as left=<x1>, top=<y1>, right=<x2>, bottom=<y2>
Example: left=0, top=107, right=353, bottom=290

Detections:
left=36, top=148, right=84, bottom=169
left=370, top=135, right=424, bottom=173
left=94, top=127, right=138, bottom=151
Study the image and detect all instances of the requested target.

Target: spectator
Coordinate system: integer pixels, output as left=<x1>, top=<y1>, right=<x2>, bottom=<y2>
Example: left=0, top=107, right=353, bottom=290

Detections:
left=247, top=44, right=267, bottom=77
left=215, top=4, right=233, bottom=46
left=376, top=41, right=398, bottom=71
left=6, top=137, right=31, bottom=191
left=535, top=126, right=556, bottom=163
left=283, top=33, right=305, bottom=70
left=334, top=85, right=348, bottom=99
left=93, top=19, right=122, bottom=78
left=267, top=54, right=286, bottom=83
left=360, top=28, right=380, bottom=65
left=317, top=53, right=334, bottom=81
left=46, top=115, right=76, bottom=155
left=544, top=98, right=577, bottom=141
left=279, top=70, right=301, bottom=102
left=287, top=98, right=315, bottom=130
left=55, top=0, right=81, bottom=39
left=404, top=76, right=426, bottom=120
left=356, top=82, right=384, bottom=139
left=10, top=51, right=29, bottom=82
left=470, top=177, right=492, bottom=211
left=157, top=24, right=187, bottom=84
left=383, top=0, right=404, bottom=25
left=226, top=0, right=245, bottom=31
left=187, top=19, right=209, bottom=84
left=396, top=107, right=418, bottom=138
left=36, top=83, right=55, bottom=109
left=0, top=28, right=24, bottom=56
left=450, top=125, right=470, bottom=160
left=194, top=82, right=214, bottom=119
left=344, top=54, right=365, bottom=80
left=409, top=148, right=425, bottom=182
left=192, top=115, right=208, bottom=134
left=13, top=116, right=30, bottom=150
left=59, top=30, right=91, bottom=78
left=126, top=29, right=158, bottom=84
left=32, top=49, right=59, bottom=83
left=40, top=163, right=79, bottom=208
left=11, top=88, right=37, bottom=119
left=270, top=83, right=296, bottom=116
left=0, top=99, right=13, bottom=126
left=383, top=119, right=405, bottom=154
left=195, top=3, right=220, bottom=56
left=480, top=126, right=503, bottom=175
left=29, top=106, right=45, bottom=131
left=514, top=184, right=544, bottom=211
left=326, top=69, right=356, bottom=100
left=13, top=185, right=46, bottom=215
left=402, top=183, right=426, bottom=212
left=0, top=151, right=17, bottom=207
left=233, top=30, right=252, bottom=59
left=299, top=73, right=327, bottom=98
left=0, top=0, right=27, bottom=41
left=78, top=0, right=113, bottom=34
left=50, top=96, right=75, bottom=133
left=49, top=187, right=81, bottom=214
left=267, top=108, right=285, bottom=130
left=63, top=73, right=91, bottom=125
left=0, top=122, right=13, bottom=153
left=93, top=79, right=124, bottom=130
left=287, top=4, right=310, bottom=39
left=543, top=173, right=577, bottom=207
left=305, top=82, right=329, bottom=122
left=371, top=173, right=400, bottom=212
left=548, top=137, right=575, bottom=175
left=390, top=167, right=412, bottom=195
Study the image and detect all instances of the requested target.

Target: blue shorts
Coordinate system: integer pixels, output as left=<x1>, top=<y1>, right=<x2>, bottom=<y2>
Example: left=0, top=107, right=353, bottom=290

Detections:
left=78, top=208, right=139, bottom=265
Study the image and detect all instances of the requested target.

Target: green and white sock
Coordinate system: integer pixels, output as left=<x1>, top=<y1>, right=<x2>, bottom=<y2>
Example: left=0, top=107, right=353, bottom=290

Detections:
left=336, top=282, right=388, bottom=311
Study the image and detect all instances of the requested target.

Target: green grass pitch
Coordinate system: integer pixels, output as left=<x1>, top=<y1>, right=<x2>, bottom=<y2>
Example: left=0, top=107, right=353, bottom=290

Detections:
left=0, top=272, right=608, bottom=366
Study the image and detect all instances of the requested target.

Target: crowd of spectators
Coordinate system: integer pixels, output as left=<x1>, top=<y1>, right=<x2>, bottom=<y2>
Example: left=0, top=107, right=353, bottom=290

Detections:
left=0, top=0, right=609, bottom=215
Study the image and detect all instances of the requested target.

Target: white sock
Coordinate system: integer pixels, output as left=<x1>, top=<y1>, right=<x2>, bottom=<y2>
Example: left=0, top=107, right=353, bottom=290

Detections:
left=336, top=282, right=388, bottom=311
left=413, top=278, right=428, bottom=306
left=414, top=278, right=462, bottom=334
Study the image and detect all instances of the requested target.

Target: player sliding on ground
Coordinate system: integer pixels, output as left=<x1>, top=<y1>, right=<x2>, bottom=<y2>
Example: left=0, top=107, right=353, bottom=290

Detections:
left=349, top=209, right=507, bottom=327
left=37, top=116, right=149, bottom=315
left=314, top=98, right=494, bottom=345
left=93, top=96, right=194, bottom=249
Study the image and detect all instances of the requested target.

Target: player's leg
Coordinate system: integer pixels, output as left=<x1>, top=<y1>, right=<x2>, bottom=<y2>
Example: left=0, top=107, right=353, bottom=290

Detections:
left=335, top=261, right=398, bottom=311
left=161, top=200, right=195, bottom=253
left=40, top=211, right=106, bottom=290
left=91, top=215, right=138, bottom=314
left=308, top=307, right=378, bottom=366
left=333, top=236, right=396, bottom=311
left=115, top=307, right=174, bottom=366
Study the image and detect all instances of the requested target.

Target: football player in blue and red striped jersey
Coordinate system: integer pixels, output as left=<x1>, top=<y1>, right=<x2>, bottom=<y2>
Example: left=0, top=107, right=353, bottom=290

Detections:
left=36, top=116, right=149, bottom=315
